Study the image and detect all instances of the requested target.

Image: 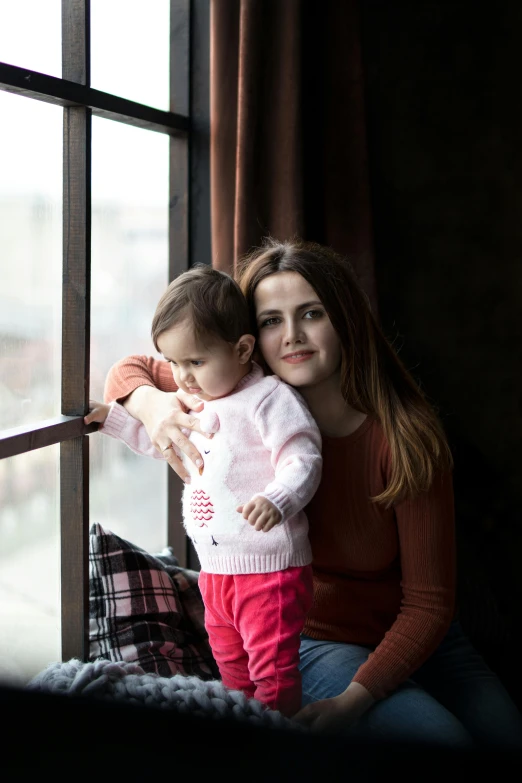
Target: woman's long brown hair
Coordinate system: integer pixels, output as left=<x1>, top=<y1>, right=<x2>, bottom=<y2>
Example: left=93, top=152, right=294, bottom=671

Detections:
left=237, top=237, right=453, bottom=507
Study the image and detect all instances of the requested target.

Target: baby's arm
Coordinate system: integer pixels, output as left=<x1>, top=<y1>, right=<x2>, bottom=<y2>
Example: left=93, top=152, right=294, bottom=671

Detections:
left=237, top=495, right=282, bottom=532
left=239, top=383, right=323, bottom=528
left=84, top=399, right=111, bottom=426
left=87, top=399, right=166, bottom=461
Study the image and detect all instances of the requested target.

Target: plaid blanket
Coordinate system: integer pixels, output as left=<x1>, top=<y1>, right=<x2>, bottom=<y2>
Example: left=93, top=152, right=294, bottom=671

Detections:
left=89, top=524, right=219, bottom=680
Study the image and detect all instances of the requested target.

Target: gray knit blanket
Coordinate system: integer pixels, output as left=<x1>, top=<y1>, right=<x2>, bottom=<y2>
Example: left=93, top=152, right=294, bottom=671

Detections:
left=28, top=657, right=297, bottom=730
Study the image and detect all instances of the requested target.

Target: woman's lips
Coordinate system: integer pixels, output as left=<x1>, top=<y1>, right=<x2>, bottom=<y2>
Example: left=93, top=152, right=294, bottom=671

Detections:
left=281, top=352, right=314, bottom=364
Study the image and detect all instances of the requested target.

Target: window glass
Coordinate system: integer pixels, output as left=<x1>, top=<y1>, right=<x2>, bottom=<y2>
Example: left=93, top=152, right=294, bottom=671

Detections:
left=0, top=0, right=61, bottom=77
left=90, top=0, right=170, bottom=111
left=0, top=92, right=62, bottom=431
left=90, top=115, right=169, bottom=553
left=0, top=445, right=60, bottom=686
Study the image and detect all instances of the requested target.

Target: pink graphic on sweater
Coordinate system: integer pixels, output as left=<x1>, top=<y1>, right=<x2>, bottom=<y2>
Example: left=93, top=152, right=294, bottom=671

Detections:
left=190, top=488, right=214, bottom=527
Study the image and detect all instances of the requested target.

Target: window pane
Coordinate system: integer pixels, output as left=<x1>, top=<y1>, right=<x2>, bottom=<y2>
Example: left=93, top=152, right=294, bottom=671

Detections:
left=0, top=0, right=61, bottom=77
left=0, top=445, right=60, bottom=686
left=90, top=116, right=169, bottom=553
left=90, top=0, right=170, bottom=111
left=0, top=92, right=62, bottom=431
left=89, top=435, right=168, bottom=556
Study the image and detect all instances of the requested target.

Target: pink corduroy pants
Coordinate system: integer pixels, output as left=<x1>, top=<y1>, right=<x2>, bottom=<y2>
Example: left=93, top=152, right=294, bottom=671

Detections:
left=198, top=565, right=313, bottom=717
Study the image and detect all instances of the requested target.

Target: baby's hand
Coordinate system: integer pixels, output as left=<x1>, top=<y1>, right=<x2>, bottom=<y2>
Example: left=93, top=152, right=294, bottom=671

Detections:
left=237, top=496, right=282, bottom=532
left=84, top=399, right=111, bottom=426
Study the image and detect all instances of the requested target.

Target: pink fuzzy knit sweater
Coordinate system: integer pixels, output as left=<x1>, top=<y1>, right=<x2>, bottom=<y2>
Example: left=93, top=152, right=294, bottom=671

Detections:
left=100, top=362, right=322, bottom=575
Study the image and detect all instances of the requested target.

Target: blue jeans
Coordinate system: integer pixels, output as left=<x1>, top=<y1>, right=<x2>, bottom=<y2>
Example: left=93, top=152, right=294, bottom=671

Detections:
left=299, top=620, right=522, bottom=749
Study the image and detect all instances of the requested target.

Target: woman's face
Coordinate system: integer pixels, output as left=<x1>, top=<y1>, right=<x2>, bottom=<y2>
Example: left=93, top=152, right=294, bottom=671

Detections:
left=254, top=271, right=342, bottom=389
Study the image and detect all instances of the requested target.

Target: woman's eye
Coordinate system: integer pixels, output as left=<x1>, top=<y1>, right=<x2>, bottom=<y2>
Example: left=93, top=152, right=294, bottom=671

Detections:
left=191, top=361, right=204, bottom=367
left=304, top=310, right=323, bottom=319
left=170, top=361, right=178, bottom=367
left=259, top=317, right=280, bottom=328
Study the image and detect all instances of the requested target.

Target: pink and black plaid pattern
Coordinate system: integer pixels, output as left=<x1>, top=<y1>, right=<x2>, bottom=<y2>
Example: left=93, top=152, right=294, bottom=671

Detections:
left=89, top=523, right=219, bottom=680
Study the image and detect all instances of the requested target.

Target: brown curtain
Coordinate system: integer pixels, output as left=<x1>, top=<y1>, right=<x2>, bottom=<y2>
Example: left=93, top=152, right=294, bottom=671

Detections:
left=210, top=0, right=378, bottom=311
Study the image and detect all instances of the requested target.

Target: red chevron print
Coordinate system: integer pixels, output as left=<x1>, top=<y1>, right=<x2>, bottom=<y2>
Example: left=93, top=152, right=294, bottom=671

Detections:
left=190, top=488, right=214, bottom=527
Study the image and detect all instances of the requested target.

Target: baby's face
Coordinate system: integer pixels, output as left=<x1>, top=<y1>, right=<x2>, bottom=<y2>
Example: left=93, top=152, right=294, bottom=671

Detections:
left=157, top=321, right=246, bottom=401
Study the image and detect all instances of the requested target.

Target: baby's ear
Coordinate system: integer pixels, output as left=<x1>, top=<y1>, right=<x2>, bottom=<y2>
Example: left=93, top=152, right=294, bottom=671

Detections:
left=236, top=334, right=256, bottom=364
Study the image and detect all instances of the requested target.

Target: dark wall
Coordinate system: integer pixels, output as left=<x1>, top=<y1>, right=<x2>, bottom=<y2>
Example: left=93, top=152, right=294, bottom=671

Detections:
left=359, top=0, right=522, bottom=701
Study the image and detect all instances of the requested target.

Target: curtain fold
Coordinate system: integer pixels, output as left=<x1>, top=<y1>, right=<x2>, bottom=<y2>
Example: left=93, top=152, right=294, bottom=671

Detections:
left=210, top=0, right=377, bottom=311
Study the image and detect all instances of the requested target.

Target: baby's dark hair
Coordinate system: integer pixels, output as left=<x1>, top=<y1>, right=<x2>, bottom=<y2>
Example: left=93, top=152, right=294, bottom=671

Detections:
left=151, top=264, right=252, bottom=351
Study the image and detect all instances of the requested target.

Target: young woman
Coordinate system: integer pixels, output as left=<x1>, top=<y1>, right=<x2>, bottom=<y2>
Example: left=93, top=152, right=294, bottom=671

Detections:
left=102, top=238, right=522, bottom=749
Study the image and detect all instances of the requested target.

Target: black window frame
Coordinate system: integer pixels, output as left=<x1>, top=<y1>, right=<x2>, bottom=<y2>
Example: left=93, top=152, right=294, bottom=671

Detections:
left=0, top=0, right=210, bottom=664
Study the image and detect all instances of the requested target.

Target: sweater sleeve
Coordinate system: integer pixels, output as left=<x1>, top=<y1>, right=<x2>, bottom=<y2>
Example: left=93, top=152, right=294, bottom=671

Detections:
left=351, top=469, right=457, bottom=699
left=98, top=401, right=166, bottom=460
left=254, top=383, right=323, bottom=520
left=104, top=355, right=177, bottom=403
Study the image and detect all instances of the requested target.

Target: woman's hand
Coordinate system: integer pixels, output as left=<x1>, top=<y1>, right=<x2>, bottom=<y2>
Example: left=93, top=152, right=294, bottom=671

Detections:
left=293, top=682, right=375, bottom=734
left=122, top=385, right=213, bottom=483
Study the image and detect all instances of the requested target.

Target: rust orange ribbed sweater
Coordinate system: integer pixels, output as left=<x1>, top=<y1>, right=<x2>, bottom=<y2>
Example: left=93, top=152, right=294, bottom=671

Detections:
left=104, top=356, right=457, bottom=700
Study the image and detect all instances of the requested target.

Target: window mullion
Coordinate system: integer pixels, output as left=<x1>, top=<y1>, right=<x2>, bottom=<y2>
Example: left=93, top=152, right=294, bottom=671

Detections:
left=60, top=0, right=91, bottom=663
left=167, top=1, right=191, bottom=566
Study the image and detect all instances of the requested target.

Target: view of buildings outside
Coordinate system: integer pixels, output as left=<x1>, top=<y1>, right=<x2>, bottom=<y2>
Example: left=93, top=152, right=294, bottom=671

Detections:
left=0, top=1, right=173, bottom=684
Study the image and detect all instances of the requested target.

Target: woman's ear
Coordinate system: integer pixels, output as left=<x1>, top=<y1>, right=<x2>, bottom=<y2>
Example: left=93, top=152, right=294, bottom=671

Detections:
left=236, top=334, right=256, bottom=364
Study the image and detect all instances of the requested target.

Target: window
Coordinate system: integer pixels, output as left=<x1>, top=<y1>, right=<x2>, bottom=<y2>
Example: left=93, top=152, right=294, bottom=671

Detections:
left=0, top=0, right=210, bottom=685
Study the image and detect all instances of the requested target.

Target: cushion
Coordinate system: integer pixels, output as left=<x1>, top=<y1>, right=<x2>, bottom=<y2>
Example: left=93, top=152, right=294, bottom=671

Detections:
left=89, top=523, right=219, bottom=680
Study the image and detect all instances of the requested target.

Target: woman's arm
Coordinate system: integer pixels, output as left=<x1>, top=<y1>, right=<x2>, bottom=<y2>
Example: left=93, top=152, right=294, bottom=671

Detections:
left=103, top=355, right=212, bottom=482
left=103, top=355, right=176, bottom=402
left=295, top=468, right=456, bottom=731
left=350, top=469, right=456, bottom=700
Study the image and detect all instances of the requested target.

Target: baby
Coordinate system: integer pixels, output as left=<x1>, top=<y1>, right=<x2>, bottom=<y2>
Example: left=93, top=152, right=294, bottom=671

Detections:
left=87, top=265, right=322, bottom=717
